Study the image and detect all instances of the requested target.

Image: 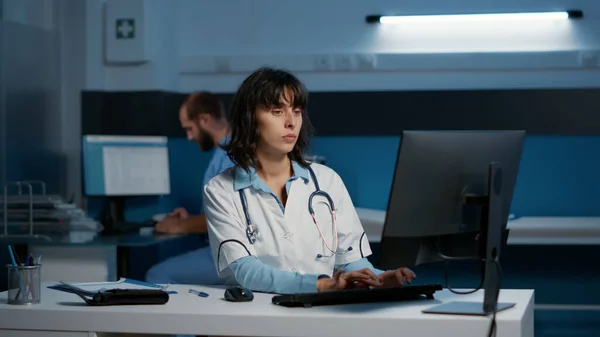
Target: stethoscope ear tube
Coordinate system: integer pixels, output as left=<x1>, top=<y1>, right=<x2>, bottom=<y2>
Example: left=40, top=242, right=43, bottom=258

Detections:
left=308, top=190, right=335, bottom=215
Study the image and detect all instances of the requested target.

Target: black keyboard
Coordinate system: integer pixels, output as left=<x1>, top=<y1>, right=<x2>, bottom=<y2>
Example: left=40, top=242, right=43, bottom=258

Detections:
left=272, top=284, right=443, bottom=308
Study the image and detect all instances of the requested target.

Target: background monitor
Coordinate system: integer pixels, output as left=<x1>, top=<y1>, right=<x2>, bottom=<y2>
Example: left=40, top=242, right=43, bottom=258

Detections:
left=82, top=135, right=171, bottom=232
left=82, top=135, right=170, bottom=196
left=376, top=130, right=525, bottom=317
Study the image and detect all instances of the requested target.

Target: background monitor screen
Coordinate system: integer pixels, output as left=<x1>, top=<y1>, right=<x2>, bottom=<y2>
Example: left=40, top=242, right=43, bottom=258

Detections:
left=82, top=135, right=171, bottom=196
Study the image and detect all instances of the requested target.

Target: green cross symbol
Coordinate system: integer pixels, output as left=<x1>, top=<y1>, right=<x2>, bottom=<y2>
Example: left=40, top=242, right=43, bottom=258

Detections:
left=116, top=18, right=135, bottom=39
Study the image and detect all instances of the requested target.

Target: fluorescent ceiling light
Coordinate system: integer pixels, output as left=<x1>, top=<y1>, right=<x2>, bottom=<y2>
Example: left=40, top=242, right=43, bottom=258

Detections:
left=366, top=10, right=583, bottom=24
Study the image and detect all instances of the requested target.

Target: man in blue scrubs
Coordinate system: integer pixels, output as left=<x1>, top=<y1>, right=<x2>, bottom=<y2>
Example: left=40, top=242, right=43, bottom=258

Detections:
left=146, top=91, right=234, bottom=285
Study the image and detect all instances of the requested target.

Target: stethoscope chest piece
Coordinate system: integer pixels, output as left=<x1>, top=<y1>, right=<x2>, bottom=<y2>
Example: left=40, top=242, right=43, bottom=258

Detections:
left=246, top=224, right=259, bottom=244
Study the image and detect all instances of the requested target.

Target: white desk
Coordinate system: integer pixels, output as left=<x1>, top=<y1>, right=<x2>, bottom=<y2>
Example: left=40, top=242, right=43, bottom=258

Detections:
left=356, top=207, right=600, bottom=245
left=0, top=283, right=534, bottom=337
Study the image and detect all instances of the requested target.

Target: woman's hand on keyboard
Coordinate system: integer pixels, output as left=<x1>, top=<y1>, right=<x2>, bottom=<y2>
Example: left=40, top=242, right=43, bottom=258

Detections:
left=317, top=268, right=381, bottom=292
left=377, top=267, right=417, bottom=288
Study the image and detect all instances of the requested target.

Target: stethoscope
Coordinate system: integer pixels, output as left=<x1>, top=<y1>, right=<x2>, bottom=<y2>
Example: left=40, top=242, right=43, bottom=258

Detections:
left=238, top=165, right=352, bottom=259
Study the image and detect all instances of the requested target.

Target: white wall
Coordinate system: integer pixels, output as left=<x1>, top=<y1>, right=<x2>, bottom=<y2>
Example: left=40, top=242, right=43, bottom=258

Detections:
left=11, top=0, right=597, bottom=202
left=92, top=0, right=600, bottom=93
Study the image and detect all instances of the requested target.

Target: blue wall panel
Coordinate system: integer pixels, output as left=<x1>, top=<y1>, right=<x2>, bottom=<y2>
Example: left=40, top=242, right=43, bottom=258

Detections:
left=105, top=135, right=600, bottom=219
left=312, top=135, right=600, bottom=216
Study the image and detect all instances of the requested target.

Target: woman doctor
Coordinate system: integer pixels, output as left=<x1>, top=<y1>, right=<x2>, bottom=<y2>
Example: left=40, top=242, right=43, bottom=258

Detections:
left=204, top=67, right=416, bottom=294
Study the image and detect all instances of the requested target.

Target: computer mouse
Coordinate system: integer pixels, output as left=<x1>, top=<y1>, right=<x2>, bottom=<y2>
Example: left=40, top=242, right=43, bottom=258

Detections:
left=224, top=286, right=254, bottom=302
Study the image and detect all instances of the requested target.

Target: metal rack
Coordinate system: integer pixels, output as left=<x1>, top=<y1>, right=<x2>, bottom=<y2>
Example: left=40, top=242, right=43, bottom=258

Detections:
left=0, top=180, right=99, bottom=243
left=1, top=180, right=52, bottom=242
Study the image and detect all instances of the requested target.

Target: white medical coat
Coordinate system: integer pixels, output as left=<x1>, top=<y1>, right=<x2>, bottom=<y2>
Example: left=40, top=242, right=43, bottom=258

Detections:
left=204, top=162, right=372, bottom=278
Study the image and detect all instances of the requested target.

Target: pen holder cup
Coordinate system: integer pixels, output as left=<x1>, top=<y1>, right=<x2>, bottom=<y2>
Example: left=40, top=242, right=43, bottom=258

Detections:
left=6, top=264, right=41, bottom=305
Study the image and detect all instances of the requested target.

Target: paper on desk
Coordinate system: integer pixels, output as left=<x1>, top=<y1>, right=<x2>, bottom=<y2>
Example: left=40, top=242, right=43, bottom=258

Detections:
left=49, top=278, right=177, bottom=295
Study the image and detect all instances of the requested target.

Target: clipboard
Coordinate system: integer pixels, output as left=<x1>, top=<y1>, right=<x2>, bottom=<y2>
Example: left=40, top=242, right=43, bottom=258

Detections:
left=48, top=280, right=170, bottom=306
left=48, top=278, right=177, bottom=296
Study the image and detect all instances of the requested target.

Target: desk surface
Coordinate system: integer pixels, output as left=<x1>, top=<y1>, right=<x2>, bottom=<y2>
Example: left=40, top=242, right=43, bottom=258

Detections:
left=0, top=230, right=188, bottom=247
left=356, top=207, right=600, bottom=245
left=0, top=283, right=534, bottom=337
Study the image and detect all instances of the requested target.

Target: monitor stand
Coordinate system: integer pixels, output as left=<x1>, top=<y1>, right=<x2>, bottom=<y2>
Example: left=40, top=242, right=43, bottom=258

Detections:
left=423, top=162, right=516, bottom=316
left=99, top=196, right=127, bottom=236
left=422, top=301, right=515, bottom=316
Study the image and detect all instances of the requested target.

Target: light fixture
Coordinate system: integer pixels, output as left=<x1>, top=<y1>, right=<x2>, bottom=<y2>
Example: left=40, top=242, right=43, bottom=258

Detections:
left=366, top=10, right=583, bottom=24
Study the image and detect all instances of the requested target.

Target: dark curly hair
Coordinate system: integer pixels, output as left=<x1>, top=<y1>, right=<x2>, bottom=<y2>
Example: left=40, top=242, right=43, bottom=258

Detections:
left=222, top=67, right=314, bottom=172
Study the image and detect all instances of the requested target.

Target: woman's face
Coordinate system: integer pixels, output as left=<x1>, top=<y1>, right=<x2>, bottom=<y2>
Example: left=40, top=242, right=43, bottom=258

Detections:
left=255, top=87, right=303, bottom=158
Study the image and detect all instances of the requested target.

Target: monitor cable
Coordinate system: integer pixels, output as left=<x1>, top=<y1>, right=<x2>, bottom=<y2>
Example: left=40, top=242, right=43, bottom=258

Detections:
left=433, top=239, right=485, bottom=295
left=432, top=240, right=502, bottom=337
left=442, top=258, right=485, bottom=295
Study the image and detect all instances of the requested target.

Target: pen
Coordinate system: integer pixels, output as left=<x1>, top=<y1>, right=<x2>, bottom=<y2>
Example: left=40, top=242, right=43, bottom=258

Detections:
left=9, top=245, right=22, bottom=265
left=7, top=245, right=18, bottom=267
left=7, top=246, right=26, bottom=300
left=188, top=288, right=209, bottom=298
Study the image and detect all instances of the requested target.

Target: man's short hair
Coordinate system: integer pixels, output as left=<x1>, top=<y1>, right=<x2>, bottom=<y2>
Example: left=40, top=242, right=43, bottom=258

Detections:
left=182, top=91, right=225, bottom=120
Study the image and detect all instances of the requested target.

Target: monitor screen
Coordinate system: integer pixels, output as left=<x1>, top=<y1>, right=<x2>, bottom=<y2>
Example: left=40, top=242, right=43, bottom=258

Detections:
left=82, top=135, right=171, bottom=196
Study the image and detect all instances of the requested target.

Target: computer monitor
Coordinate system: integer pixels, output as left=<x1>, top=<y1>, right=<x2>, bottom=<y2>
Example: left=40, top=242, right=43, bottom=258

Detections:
left=82, top=135, right=171, bottom=233
left=377, top=130, right=525, bottom=317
